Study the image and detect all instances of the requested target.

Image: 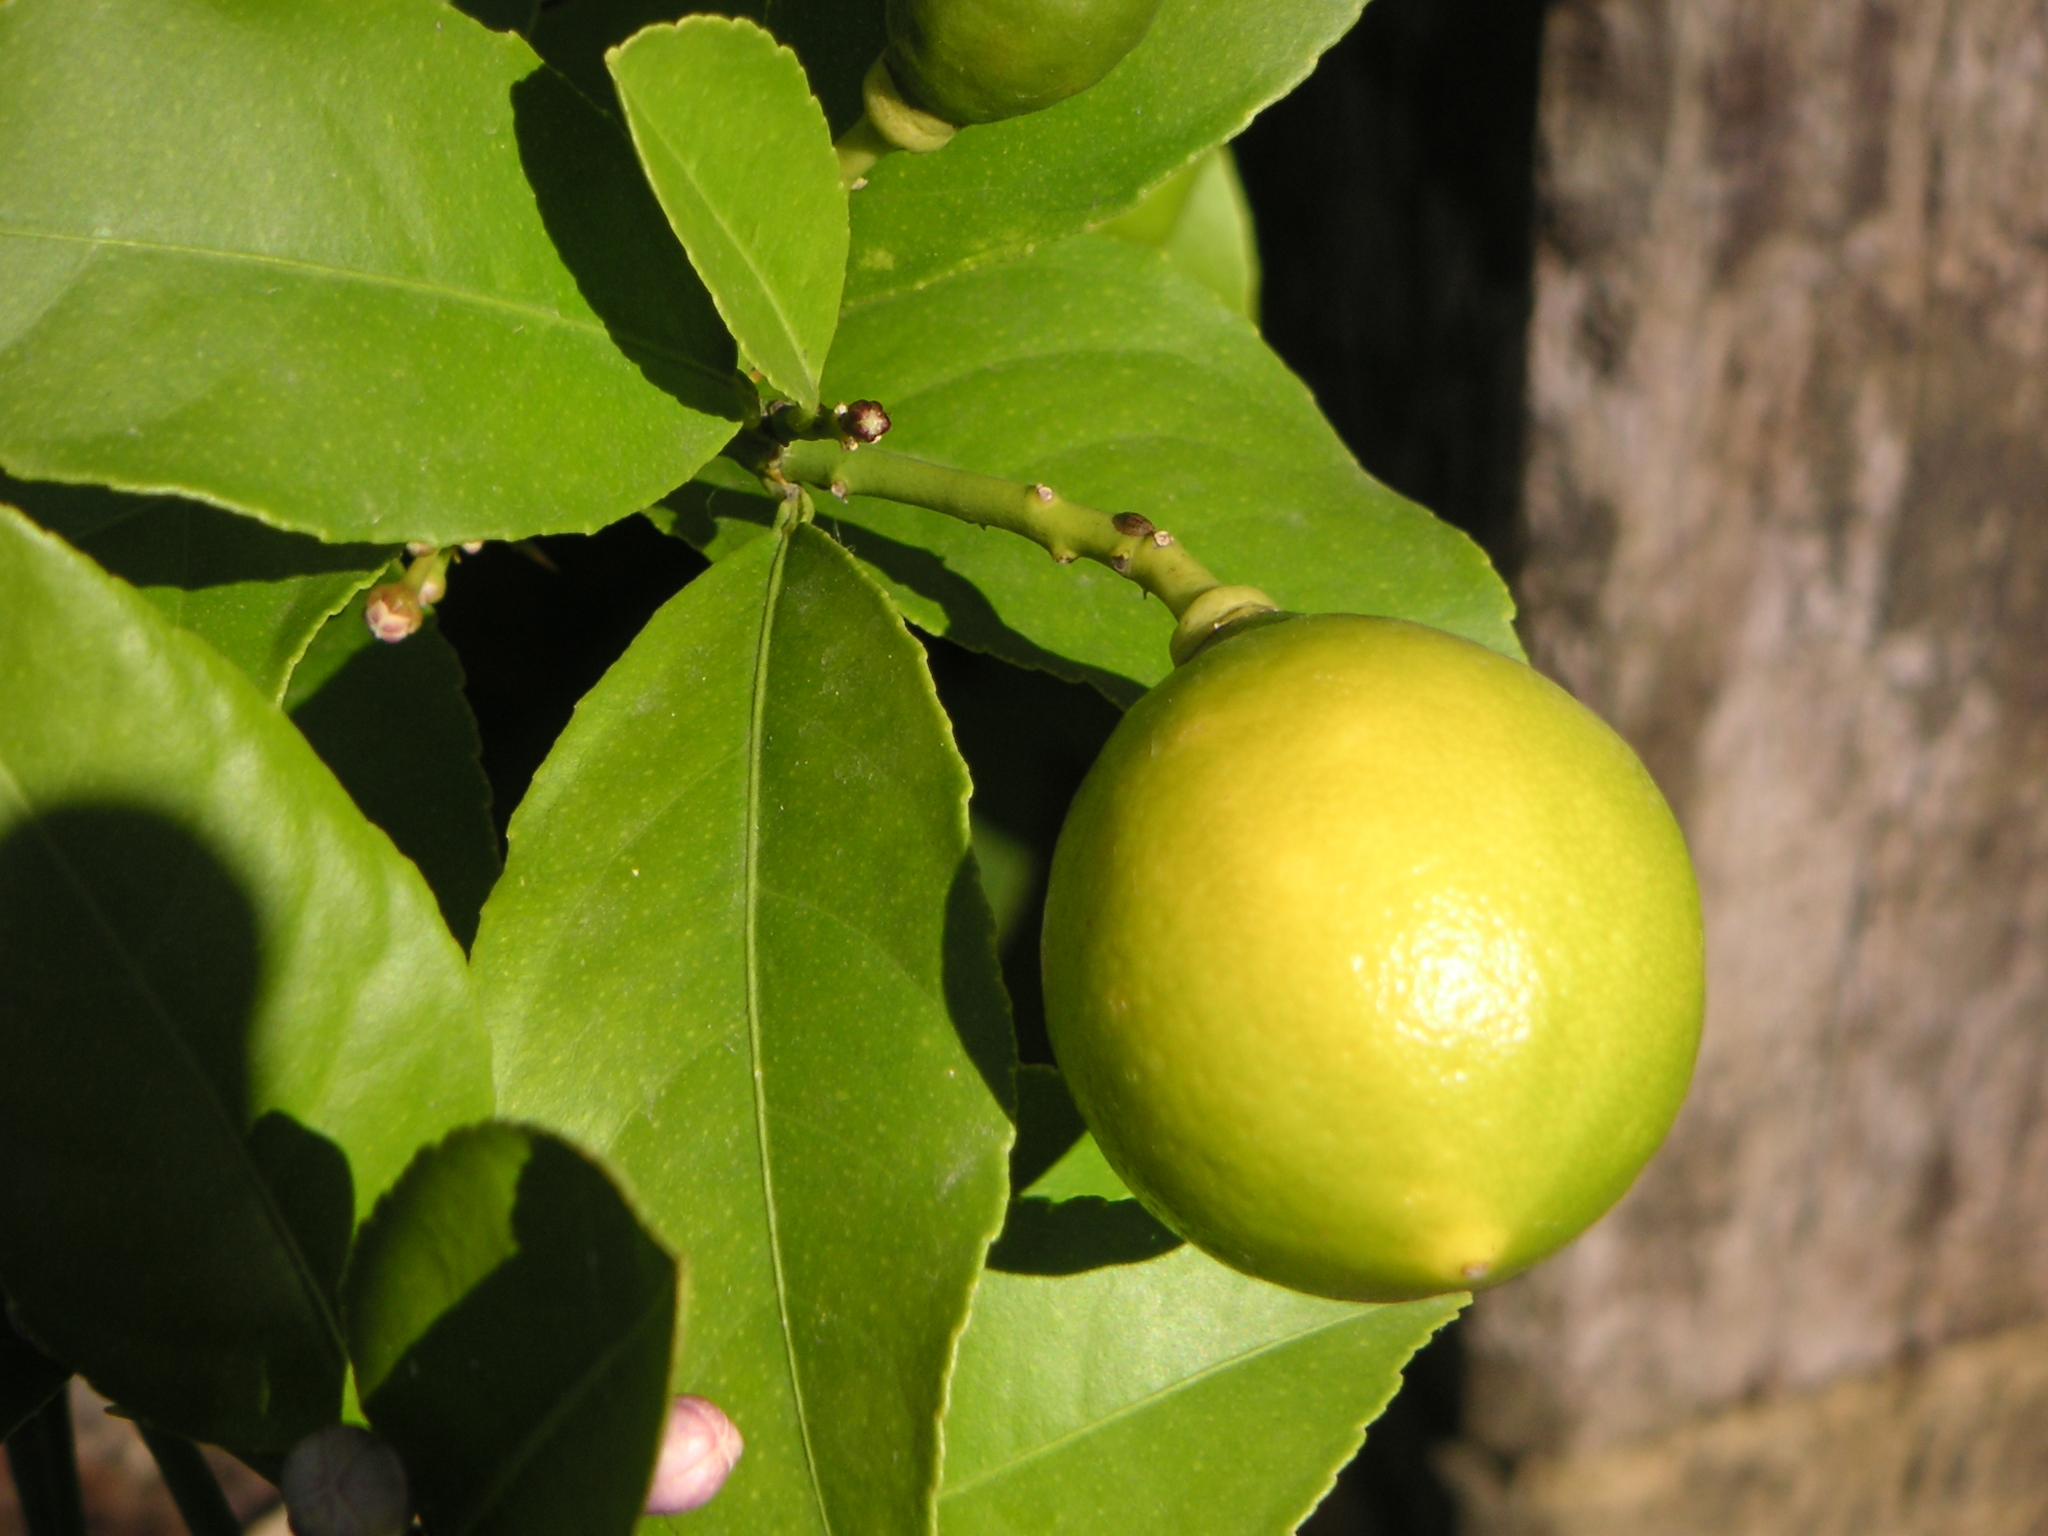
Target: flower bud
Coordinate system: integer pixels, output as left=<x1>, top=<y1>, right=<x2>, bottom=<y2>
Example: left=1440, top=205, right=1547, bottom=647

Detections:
left=280, top=1425, right=409, bottom=1536
left=835, top=400, right=892, bottom=445
left=644, top=1395, right=744, bottom=1515
left=363, top=585, right=423, bottom=644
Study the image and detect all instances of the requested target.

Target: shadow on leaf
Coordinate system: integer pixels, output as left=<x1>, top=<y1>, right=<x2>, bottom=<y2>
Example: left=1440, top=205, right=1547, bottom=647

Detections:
left=0, top=805, right=350, bottom=1455
left=349, top=1124, right=677, bottom=1536
left=511, top=66, right=744, bottom=426
left=986, top=1196, right=1183, bottom=1276
left=2, top=472, right=393, bottom=587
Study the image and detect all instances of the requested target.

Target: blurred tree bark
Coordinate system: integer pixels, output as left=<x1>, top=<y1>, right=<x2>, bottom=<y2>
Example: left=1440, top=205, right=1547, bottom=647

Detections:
left=1451, top=0, right=2048, bottom=1530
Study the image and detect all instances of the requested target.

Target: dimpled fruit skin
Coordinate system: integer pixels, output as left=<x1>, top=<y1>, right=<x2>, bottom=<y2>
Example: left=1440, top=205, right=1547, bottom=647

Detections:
left=885, top=0, right=1164, bottom=124
left=1041, top=615, right=1704, bottom=1302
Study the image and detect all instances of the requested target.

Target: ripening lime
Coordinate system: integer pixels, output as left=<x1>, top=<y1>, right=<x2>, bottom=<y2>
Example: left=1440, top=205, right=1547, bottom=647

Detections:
left=1041, top=614, right=1703, bottom=1302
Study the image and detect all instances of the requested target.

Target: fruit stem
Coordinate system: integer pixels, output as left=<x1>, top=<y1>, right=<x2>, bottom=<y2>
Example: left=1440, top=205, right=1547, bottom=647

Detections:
left=771, top=438, right=1235, bottom=619
left=833, top=113, right=893, bottom=187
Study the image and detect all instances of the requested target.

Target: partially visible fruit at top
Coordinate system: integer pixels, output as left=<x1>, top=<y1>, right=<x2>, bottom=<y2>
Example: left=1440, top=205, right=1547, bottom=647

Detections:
left=884, top=0, right=1165, bottom=125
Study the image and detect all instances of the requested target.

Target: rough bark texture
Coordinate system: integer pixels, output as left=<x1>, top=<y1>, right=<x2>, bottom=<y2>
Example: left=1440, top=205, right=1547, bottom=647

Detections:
left=1460, top=0, right=2048, bottom=1527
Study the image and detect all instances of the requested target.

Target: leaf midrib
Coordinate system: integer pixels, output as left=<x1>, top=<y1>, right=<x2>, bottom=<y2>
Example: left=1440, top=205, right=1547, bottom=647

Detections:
left=937, top=1305, right=1381, bottom=1503
left=741, top=528, right=835, bottom=1534
left=0, top=746, right=348, bottom=1373
left=0, top=223, right=728, bottom=385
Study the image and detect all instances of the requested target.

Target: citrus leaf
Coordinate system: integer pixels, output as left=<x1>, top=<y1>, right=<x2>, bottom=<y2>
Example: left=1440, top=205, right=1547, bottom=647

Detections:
left=844, top=0, right=1360, bottom=303
left=680, top=235, right=1516, bottom=701
left=3, top=473, right=393, bottom=705
left=0, top=507, right=490, bottom=1454
left=939, top=1068, right=1465, bottom=1536
left=286, top=597, right=501, bottom=951
left=1098, top=146, right=1261, bottom=321
left=0, top=0, right=741, bottom=545
left=610, top=18, right=847, bottom=407
left=345, top=1123, right=679, bottom=1536
left=474, top=525, right=1014, bottom=1536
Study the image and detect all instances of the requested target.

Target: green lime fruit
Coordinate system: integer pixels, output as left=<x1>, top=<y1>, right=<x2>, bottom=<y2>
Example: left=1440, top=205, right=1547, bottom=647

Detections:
left=1041, top=614, right=1703, bottom=1302
left=884, top=0, right=1164, bottom=125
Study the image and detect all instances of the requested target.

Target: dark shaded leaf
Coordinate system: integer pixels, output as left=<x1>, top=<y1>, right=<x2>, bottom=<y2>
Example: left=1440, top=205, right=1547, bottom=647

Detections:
left=346, top=1123, right=678, bottom=1536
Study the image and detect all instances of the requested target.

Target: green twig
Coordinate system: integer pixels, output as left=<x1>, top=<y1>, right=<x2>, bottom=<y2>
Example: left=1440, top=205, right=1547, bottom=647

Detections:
left=139, top=1427, right=241, bottom=1536
left=4, top=1391, right=86, bottom=1536
left=773, top=439, right=1231, bottom=618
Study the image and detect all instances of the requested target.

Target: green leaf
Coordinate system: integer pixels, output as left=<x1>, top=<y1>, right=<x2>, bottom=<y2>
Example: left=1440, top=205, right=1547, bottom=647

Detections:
left=610, top=18, right=847, bottom=407
left=2, top=473, right=393, bottom=704
left=845, top=0, right=1359, bottom=303
left=0, top=0, right=741, bottom=545
left=939, top=1067, right=1465, bottom=1536
left=345, top=1123, right=679, bottom=1536
left=0, top=506, right=491, bottom=1453
left=1098, top=147, right=1261, bottom=321
left=474, top=525, right=1014, bottom=1536
left=0, top=1325, right=69, bottom=1444
left=286, top=597, right=501, bottom=951
left=685, top=235, right=1517, bottom=701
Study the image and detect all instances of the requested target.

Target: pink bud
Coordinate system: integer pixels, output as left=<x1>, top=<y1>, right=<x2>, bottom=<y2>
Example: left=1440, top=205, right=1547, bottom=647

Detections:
left=363, top=585, right=423, bottom=643
left=280, top=1425, right=409, bottom=1536
left=645, top=1395, right=743, bottom=1515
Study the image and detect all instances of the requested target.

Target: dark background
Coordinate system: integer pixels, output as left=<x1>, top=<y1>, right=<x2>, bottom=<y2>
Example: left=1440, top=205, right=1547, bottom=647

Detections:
left=434, top=2, right=1551, bottom=1530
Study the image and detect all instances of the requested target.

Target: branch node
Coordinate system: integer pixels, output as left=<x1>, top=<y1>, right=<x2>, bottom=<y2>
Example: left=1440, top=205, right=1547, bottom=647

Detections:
left=1033, top=483, right=1055, bottom=503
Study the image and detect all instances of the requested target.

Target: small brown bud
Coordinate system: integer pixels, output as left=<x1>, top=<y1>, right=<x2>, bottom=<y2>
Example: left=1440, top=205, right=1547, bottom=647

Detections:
left=836, top=400, right=892, bottom=444
left=364, top=585, right=423, bottom=643
left=1111, top=513, right=1155, bottom=539
left=645, top=1396, right=744, bottom=1515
